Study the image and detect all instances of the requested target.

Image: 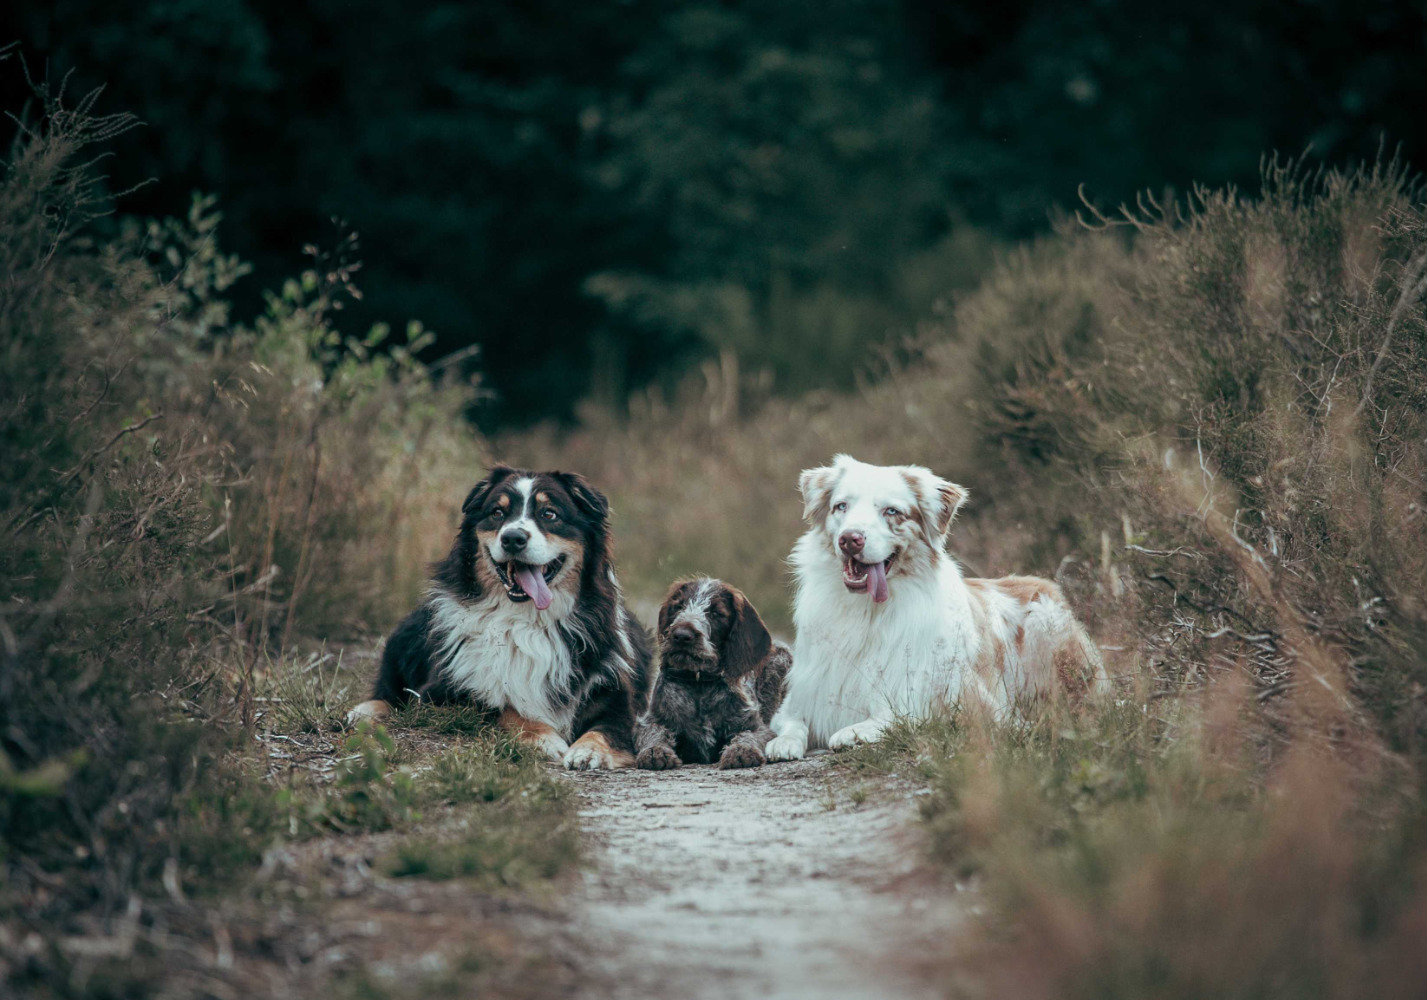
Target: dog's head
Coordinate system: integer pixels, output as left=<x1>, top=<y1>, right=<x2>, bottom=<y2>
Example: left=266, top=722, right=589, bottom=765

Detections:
left=458, top=465, right=610, bottom=611
left=656, top=578, right=772, bottom=679
left=798, top=454, right=967, bottom=603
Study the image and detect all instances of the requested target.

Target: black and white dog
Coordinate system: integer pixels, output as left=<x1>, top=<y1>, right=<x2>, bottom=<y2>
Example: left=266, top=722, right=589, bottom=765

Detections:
left=635, top=578, right=790, bottom=770
left=347, top=466, right=652, bottom=769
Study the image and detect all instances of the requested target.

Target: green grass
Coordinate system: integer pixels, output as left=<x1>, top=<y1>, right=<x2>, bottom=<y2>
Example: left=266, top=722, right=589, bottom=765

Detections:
left=391, top=700, right=502, bottom=737
left=385, top=800, right=578, bottom=886
left=257, top=648, right=360, bottom=734
left=383, top=733, right=580, bottom=887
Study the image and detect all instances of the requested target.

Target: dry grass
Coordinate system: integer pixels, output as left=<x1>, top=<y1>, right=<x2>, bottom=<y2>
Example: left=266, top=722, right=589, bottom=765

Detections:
left=5, top=61, right=1426, bottom=999
left=511, top=157, right=1427, bottom=996
left=0, top=80, right=565, bottom=998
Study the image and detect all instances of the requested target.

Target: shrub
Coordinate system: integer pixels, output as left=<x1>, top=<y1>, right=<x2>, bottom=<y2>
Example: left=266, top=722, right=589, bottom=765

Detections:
left=0, top=76, right=488, bottom=993
left=513, top=155, right=1427, bottom=996
left=512, top=157, right=1427, bottom=760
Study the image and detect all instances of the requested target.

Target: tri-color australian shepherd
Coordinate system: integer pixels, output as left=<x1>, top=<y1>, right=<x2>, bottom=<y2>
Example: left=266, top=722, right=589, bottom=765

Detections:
left=767, top=455, right=1107, bottom=761
left=347, top=466, right=652, bottom=769
left=635, top=578, right=790, bottom=770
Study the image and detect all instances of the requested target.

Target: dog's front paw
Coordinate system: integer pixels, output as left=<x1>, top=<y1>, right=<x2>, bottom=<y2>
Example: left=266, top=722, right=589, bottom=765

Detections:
left=718, top=743, right=764, bottom=770
left=531, top=732, right=572, bottom=761
left=344, top=699, right=391, bottom=728
left=828, top=719, right=887, bottom=750
left=635, top=744, right=682, bottom=770
left=563, top=732, right=634, bottom=771
left=765, top=734, right=806, bottom=762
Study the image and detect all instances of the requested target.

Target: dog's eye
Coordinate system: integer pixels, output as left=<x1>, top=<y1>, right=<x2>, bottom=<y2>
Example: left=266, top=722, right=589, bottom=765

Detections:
left=883, top=507, right=902, bottom=518
left=489, top=508, right=505, bottom=520
left=539, top=508, right=558, bottom=522
left=832, top=502, right=847, bottom=513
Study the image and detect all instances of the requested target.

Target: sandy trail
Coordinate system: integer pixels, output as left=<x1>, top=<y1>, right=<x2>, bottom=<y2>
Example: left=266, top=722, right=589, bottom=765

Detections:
left=566, top=753, right=963, bottom=1000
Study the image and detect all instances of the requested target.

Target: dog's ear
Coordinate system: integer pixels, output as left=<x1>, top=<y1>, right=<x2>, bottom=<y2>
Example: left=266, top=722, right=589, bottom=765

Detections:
left=721, top=587, right=772, bottom=678
left=798, top=456, right=848, bottom=523
left=461, top=465, right=515, bottom=516
left=553, top=471, right=610, bottom=525
left=902, top=466, right=968, bottom=545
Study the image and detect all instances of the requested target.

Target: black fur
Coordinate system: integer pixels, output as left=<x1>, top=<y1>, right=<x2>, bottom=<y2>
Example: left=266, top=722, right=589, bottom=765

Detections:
left=367, top=465, right=652, bottom=759
left=636, top=579, right=790, bottom=770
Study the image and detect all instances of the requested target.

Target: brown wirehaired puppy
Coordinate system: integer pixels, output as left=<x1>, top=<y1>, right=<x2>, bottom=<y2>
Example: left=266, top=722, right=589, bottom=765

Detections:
left=635, top=578, right=790, bottom=770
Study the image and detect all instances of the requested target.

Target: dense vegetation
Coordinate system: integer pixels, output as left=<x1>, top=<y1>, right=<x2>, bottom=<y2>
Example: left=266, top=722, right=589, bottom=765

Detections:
left=5, top=1, right=1424, bottom=423
left=518, top=155, right=1427, bottom=996
left=4, top=31, right=1427, bottom=997
left=0, top=79, right=577, bottom=998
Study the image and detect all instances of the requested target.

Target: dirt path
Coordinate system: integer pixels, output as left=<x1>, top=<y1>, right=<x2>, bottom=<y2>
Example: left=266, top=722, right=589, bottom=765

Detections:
left=565, top=753, right=963, bottom=1000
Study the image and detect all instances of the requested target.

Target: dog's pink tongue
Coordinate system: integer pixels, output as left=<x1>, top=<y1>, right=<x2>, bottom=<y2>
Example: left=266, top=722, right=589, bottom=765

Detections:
left=513, top=564, right=553, bottom=610
left=866, top=560, right=889, bottom=603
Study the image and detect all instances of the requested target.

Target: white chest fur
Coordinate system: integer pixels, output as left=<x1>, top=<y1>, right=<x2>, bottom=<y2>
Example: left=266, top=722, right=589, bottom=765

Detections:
left=428, top=589, right=578, bottom=736
left=784, top=531, right=995, bottom=744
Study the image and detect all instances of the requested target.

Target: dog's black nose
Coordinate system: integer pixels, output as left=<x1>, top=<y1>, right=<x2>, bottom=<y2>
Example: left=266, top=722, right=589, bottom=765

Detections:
left=669, top=624, right=696, bottom=644
left=838, top=530, right=865, bottom=555
left=501, top=528, right=529, bottom=552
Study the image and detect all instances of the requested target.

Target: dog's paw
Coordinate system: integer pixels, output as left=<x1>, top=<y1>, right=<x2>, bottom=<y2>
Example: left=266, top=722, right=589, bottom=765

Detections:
left=765, top=734, right=806, bottom=762
left=563, top=732, right=633, bottom=771
left=635, top=745, right=682, bottom=770
left=531, top=732, right=572, bottom=761
left=828, top=719, right=887, bottom=750
left=344, top=699, right=391, bottom=728
left=718, top=743, right=765, bottom=770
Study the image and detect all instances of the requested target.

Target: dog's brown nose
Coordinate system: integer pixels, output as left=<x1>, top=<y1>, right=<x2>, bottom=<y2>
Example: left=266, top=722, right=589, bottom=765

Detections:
left=669, top=624, right=697, bottom=644
left=838, top=530, right=865, bottom=555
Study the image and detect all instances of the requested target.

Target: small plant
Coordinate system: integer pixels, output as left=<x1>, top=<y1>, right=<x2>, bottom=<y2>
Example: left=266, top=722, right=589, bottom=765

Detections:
left=391, top=701, right=501, bottom=737
left=423, top=735, right=532, bottom=805
left=308, top=722, right=420, bottom=833
left=385, top=742, right=578, bottom=887
left=257, top=648, right=357, bottom=734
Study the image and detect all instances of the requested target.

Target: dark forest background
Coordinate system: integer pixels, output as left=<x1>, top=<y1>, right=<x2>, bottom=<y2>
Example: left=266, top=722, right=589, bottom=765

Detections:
left=3, top=0, right=1424, bottom=427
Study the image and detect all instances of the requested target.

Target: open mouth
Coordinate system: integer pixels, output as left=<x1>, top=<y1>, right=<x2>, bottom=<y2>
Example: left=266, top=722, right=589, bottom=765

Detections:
left=493, top=554, right=566, bottom=610
left=842, top=553, right=894, bottom=604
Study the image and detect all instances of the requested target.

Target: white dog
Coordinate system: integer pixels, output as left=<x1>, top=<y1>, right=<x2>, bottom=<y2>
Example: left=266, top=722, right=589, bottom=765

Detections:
left=766, top=455, right=1106, bottom=760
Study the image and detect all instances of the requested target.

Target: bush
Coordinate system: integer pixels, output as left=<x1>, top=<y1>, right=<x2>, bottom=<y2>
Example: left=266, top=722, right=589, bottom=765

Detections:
left=512, top=155, right=1427, bottom=996
left=514, top=157, right=1427, bottom=757
left=0, top=77, right=487, bottom=992
left=843, top=704, right=1427, bottom=1000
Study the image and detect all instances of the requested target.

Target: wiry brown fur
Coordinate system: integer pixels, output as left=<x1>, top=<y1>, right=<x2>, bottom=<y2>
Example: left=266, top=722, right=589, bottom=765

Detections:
left=636, top=579, right=791, bottom=769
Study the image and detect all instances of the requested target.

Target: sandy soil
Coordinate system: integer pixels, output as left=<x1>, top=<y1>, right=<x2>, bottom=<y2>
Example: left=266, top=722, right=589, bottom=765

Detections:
left=565, top=752, right=963, bottom=1000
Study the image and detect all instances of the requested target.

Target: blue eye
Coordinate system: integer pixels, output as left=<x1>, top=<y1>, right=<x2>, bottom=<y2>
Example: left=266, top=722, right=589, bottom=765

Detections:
left=833, top=502, right=847, bottom=513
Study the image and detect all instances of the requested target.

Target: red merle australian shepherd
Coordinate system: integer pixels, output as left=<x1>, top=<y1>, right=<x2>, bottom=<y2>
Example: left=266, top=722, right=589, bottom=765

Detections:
left=347, top=466, right=652, bottom=769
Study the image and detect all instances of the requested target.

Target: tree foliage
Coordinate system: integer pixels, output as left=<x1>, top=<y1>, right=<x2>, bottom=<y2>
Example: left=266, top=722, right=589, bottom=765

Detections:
left=3, top=0, right=1424, bottom=423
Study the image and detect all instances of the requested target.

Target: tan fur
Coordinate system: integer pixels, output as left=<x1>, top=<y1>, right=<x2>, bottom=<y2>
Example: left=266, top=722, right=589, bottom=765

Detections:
left=567, top=730, right=635, bottom=768
left=346, top=699, right=391, bottom=725
left=964, top=575, right=1106, bottom=705
left=974, top=628, right=1008, bottom=694
left=499, top=707, right=561, bottom=746
left=988, top=574, right=1061, bottom=606
left=472, top=530, right=585, bottom=595
left=1052, top=633, right=1103, bottom=701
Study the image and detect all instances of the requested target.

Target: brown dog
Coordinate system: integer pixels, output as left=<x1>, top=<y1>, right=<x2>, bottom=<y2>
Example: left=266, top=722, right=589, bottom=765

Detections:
left=635, top=578, right=790, bottom=770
